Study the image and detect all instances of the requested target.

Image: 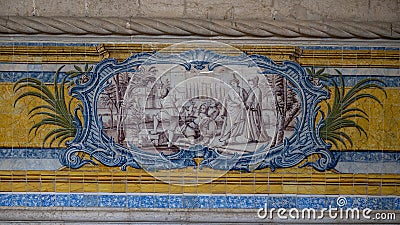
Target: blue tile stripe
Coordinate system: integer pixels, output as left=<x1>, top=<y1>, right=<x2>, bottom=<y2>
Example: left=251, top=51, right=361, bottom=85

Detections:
left=1, top=148, right=399, bottom=163
left=0, top=71, right=86, bottom=83
left=333, top=151, right=400, bottom=162
left=327, top=75, right=400, bottom=87
left=0, top=148, right=60, bottom=159
left=1, top=71, right=399, bottom=87
left=0, top=193, right=398, bottom=210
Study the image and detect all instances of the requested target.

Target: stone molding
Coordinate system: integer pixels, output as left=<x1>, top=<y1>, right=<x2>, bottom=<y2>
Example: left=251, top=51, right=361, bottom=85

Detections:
left=0, top=207, right=398, bottom=224
left=0, top=16, right=399, bottom=39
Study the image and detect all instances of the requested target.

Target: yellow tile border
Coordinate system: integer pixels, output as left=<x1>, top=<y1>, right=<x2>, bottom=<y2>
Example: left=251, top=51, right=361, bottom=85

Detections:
left=0, top=45, right=102, bottom=63
left=298, top=49, right=400, bottom=68
left=0, top=44, right=398, bottom=68
left=1, top=168, right=399, bottom=195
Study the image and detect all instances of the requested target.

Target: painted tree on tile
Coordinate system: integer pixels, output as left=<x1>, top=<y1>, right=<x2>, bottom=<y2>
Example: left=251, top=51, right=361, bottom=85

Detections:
left=266, top=74, right=301, bottom=147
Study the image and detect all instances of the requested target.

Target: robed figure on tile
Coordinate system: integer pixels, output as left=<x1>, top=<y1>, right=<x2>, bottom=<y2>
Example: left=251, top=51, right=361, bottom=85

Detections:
left=219, top=74, right=248, bottom=144
left=244, top=76, right=270, bottom=143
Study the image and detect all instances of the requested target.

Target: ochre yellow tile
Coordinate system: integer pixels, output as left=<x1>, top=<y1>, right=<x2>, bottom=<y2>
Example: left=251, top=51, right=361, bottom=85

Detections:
left=12, top=182, right=27, bottom=192
left=70, top=182, right=84, bottom=192
left=98, top=182, right=113, bottom=193
left=269, top=184, right=282, bottom=194
left=367, top=186, right=381, bottom=195
left=153, top=184, right=170, bottom=193
left=112, top=182, right=126, bottom=193
left=139, top=183, right=155, bottom=193
left=41, top=181, right=55, bottom=192
left=297, top=185, right=312, bottom=194
left=353, top=185, right=367, bottom=195
left=26, top=182, right=41, bottom=192
left=282, top=184, right=297, bottom=194
left=255, top=182, right=268, bottom=194
left=240, top=184, right=255, bottom=194
left=196, top=183, right=212, bottom=193
left=168, top=184, right=183, bottom=194
left=182, top=185, right=198, bottom=193
left=325, top=184, right=340, bottom=195
left=339, top=185, right=354, bottom=195
left=55, top=183, right=69, bottom=193
left=381, top=186, right=396, bottom=195
left=26, top=171, right=41, bottom=179
left=311, top=185, right=326, bottom=195
left=83, top=183, right=98, bottom=193
left=127, top=183, right=141, bottom=193
left=0, top=171, right=13, bottom=179
left=226, top=184, right=242, bottom=194
left=0, top=181, right=12, bottom=192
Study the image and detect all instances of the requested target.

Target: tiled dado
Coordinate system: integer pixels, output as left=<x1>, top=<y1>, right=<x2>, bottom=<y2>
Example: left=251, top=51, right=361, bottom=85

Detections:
left=0, top=42, right=399, bottom=211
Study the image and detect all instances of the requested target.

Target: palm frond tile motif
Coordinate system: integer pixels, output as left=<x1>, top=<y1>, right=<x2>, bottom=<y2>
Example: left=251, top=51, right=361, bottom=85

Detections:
left=13, top=66, right=83, bottom=147
left=309, top=67, right=387, bottom=149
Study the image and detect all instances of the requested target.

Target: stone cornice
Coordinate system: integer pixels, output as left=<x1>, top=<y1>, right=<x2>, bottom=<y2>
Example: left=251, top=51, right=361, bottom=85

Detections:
left=0, top=16, right=399, bottom=39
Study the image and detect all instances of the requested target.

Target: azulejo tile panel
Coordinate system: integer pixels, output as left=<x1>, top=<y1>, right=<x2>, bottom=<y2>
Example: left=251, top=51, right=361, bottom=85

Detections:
left=0, top=41, right=399, bottom=209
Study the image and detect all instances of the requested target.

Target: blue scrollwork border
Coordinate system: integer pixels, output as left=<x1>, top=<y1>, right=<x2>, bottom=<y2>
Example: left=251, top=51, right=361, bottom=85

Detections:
left=59, top=49, right=338, bottom=172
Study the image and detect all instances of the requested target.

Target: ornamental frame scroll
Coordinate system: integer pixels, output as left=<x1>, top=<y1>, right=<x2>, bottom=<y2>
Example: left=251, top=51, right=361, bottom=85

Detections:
left=59, top=49, right=338, bottom=172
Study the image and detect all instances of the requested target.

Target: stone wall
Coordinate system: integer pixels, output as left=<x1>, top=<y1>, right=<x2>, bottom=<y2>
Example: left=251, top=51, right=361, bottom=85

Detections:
left=0, top=0, right=399, bottom=22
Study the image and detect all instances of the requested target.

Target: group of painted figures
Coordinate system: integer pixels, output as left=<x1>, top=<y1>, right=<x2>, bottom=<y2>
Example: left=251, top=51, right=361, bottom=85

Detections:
left=145, top=74, right=271, bottom=148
